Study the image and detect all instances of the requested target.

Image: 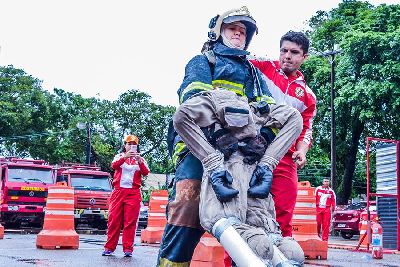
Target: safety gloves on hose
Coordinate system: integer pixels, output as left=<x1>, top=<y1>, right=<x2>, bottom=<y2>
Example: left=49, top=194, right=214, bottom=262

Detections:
left=248, top=164, right=273, bottom=198
left=209, top=166, right=239, bottom=202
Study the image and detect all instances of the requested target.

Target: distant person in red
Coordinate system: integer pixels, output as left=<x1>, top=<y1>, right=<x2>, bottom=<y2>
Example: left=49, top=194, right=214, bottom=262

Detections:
left=315, top=179, right=336, bottom=241
left=102, top=134, right=150, bottom=257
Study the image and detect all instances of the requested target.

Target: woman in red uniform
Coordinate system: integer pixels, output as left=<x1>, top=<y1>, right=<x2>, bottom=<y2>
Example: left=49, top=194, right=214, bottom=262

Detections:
left=102, top=134, right=150, bottom=257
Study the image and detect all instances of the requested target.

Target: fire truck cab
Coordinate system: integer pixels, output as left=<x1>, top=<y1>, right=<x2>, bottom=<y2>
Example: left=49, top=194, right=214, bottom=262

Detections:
left=55, top=164, right=112, bottom=230
left=0, top=157, right=55, bottom=228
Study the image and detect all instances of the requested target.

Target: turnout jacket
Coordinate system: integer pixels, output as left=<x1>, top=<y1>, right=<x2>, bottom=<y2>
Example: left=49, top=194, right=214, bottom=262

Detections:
left=111, top=153, right=150, bottom=189
left=171, top=42, right=275, bottom=165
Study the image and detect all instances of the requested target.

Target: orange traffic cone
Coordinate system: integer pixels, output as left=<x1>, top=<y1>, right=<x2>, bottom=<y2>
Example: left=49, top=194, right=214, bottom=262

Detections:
left=36, top=182, right=79, bottom=249
left=292, top=181, right=328, bottom=259
left=0, top=223, right=4, bottom=239
left=358, top=218, right=369, bottom=247
left=191, top=232, right=224, bottom=267
left=141, top=190, right=168, bottom=244
left=358, top=210, right=378, bottom=248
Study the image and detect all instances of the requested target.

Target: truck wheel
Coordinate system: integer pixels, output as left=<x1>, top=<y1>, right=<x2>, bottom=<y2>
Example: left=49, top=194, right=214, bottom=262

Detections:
left=341, top=232, right=353, bottom=239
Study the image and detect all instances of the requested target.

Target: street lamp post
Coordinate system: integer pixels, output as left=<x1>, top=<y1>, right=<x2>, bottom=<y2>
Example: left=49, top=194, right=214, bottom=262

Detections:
left=76, top=122, right=104, bottom=166
left=77, top=122, right=92, bottom=165
left=85, top=125, right=92, bottom=165
left=320, top=48, right=341, bottom=191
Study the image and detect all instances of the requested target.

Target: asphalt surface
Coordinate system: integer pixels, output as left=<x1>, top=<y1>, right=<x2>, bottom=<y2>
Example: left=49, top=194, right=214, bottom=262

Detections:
left=0, top=232, right=159, bottom=267
left=0, top=231, right=399, bottom=267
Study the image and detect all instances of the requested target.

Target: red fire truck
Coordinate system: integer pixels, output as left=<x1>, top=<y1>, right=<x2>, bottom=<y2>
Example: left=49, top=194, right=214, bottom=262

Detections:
left=55, top=164, right=112, bottom=229
left=0, top=158, right=55, bottom=228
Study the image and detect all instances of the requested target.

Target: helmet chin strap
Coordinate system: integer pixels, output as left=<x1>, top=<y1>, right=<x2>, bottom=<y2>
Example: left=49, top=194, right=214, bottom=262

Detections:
left=221, top=30, right=245, bottom=50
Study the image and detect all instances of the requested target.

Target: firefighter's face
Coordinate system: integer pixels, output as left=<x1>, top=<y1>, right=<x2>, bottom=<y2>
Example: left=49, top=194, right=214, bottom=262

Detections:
left=222, top=23, right=246, bottom=48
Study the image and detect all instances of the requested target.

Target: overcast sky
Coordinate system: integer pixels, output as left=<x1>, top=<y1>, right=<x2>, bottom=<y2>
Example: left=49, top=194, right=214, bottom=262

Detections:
left=1, top=0, right=398, bottom=107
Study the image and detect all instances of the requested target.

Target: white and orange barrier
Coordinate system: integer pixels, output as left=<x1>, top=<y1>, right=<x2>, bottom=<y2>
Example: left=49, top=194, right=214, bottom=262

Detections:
left=292, top=181, right=328, bottom=259
left=0, top=223, right=4, bottom=239
left=141, top=190, right=168, bottom=244
left=358, top=210, right=378, bottom=248
left=191, top=232, right=224, bottom=267
left=36, top=182, right=79, bottom=249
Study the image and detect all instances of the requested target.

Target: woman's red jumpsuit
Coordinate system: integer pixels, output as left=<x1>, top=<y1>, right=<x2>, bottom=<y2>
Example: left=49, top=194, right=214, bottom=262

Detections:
left=104, top=153, right=150, bottom=253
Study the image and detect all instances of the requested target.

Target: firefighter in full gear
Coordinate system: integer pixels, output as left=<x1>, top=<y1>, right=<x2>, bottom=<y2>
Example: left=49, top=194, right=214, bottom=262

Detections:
left=158, top=6, right=304, bottom=266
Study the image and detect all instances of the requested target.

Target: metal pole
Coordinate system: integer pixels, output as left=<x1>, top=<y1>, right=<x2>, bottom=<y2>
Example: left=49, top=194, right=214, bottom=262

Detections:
left=366, top=137, right=371, bottom=250
left=330, top=54, right=337, bottom=191
left=318, top=49, right=341, bottom=191
left=86, top=124, right=91, bottom=165
left=397, top=141, right=400, bottom=251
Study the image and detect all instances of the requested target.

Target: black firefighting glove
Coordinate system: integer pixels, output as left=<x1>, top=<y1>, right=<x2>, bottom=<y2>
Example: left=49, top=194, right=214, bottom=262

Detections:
left=248, top=164, right=273, bottom=199
left=238, top=135, right=268, bottom=165
left=209, top=167, right=239, bottom=202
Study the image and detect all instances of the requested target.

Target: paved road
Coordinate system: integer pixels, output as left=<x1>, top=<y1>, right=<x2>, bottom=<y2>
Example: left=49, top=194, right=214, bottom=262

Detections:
left=0, top=233, right=159, bottom=267
left=0, top=232, right=399, bottom=267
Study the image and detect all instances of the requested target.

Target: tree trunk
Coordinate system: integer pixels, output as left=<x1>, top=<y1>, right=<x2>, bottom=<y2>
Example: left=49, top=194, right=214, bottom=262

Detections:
left=340, top=118, right=364, bottom=204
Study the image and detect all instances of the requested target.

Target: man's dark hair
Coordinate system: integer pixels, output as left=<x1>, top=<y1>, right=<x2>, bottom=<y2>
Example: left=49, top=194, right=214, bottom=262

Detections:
left=280, top=31, right=310, bottom=54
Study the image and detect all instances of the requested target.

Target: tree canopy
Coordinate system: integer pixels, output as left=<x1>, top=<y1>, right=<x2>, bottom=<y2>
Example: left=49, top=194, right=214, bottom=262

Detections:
left=302, top=0, right=400, bottom=203
left=0, top=65, right=175, bottom=175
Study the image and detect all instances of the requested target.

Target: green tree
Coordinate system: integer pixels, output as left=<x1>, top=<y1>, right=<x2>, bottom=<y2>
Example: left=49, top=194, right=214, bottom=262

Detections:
left=1, top=66, right=175, bottom=177
left=111, top=89, right=175, bottom=173
left=303, top=1, right=400, bottom=203
left=0, top=65, right=56, bottom=157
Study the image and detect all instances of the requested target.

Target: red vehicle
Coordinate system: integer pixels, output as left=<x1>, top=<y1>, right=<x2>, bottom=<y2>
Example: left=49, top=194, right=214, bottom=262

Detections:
left=55, top=164, right=112, bottom=229
left=0, top=157, right=55, bottom=228
left=332, top=202, right=369, bottom=239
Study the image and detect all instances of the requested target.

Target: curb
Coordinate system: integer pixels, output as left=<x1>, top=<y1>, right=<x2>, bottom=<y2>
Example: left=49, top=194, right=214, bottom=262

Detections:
left=328, top=243, right=400, bottom=254
left=76, top=229, right=106, bottom=235
left=5, top=228, right=41, bottom=235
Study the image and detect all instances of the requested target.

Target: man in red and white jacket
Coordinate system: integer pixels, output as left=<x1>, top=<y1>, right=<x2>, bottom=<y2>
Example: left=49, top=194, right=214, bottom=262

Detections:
left=315, top=179, right=336, bottom=241
left=103, top=134, right=150, bottom=257
left=251, top=31, right=317, bottom=237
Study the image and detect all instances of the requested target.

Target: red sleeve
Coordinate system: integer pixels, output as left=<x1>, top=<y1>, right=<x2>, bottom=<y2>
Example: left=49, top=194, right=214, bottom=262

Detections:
left=249, top=58, right=275, bottom=77
left=111, top=154, right=125, bottom=170
left=297, top=92, right=316, bottom=148
left=315, top=188, right=319, bottom=203
left=139, top=160, right=150, bottom=176
left=331, top=189, right=337, bottom=210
